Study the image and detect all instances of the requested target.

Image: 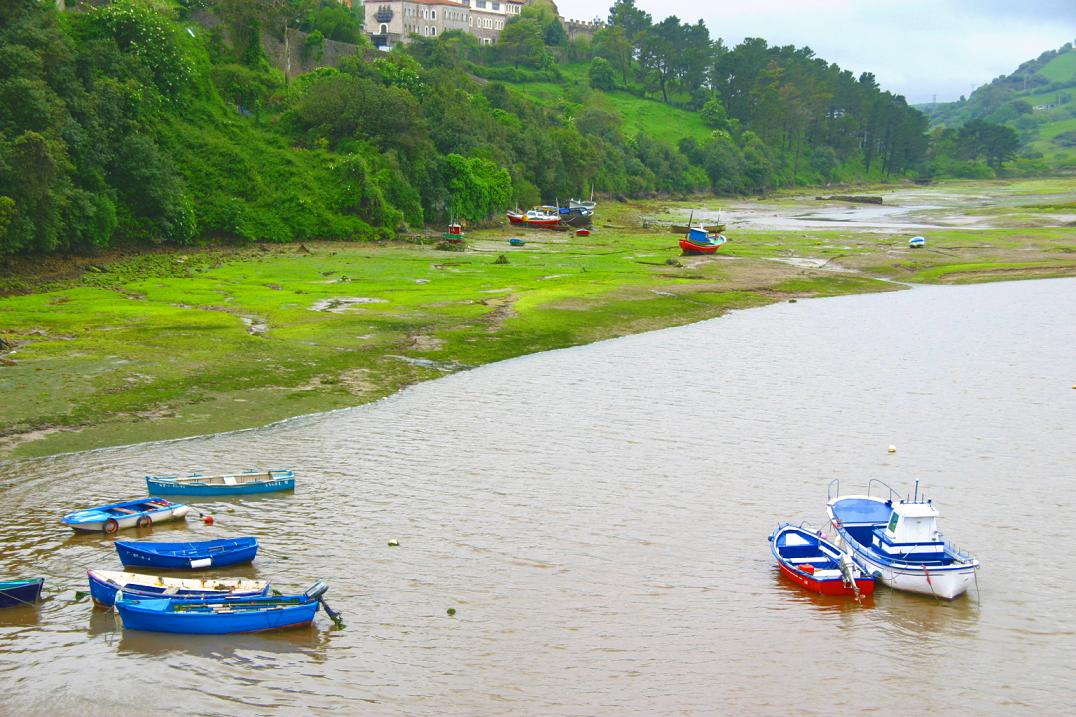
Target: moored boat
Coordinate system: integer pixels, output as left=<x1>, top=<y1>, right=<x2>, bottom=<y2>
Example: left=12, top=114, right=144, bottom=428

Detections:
left=679, top=226, right=728, bottom=255
left=557, top=205, right=593, bottom=227
left=62, top=497, right=189, bottom=534
left=0, top=578, right=44, bottom=608
left=145, top=469, right=295, bottom=496
left=115, top=582, right=330, bottom=634
left=115, top=537, right=259, bottom=570
left=442, top=222, right=465, bottom=243
left=87, top=570, right=269, bottom=607
left=506, top=208, right=563, bottom=229
left=769, top=523, right=874, bottom=597
left=908, top=236, right=926, bottom=248
left=827, top=479, right=979, bottom=599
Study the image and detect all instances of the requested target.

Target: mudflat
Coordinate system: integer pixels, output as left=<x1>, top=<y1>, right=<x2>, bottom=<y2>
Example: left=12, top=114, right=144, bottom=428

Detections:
left=1, top=178, right=1072, bottom=459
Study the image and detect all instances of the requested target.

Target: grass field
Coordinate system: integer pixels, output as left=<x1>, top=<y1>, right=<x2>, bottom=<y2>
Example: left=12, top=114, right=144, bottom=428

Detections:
left=513, top=64, right=713, bottom=145
left=2, top=179, right=1074, bottom=459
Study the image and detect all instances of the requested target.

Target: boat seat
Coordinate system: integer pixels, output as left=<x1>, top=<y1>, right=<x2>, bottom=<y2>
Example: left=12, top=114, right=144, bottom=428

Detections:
left=223, top=476, right=238, bottom=486
left=112, top=508, right=136, bottom=514
left=812, top=570, right=843, bottom=579
left=786, top=557, right=823, bottom=563
left=163, top=587, right=180, bottom=595
left=144, top=501, right=169, bottom=508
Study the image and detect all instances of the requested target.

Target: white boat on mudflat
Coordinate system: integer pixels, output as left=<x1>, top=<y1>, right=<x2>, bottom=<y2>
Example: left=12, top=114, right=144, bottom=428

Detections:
left=826, top=479, right=979, bottom=599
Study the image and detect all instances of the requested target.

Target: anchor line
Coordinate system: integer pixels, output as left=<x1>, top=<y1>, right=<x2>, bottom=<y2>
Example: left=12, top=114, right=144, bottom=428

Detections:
left=922, top=564, right=941, bottom=602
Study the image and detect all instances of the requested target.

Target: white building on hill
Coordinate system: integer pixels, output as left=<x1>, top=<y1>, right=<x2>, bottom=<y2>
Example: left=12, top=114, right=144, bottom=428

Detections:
left=366, top=0, right=524, bottom=49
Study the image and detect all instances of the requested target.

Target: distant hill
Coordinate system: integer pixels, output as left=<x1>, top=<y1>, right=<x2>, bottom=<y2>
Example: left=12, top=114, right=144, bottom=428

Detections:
left=917, top=42, right=1076, bottom=170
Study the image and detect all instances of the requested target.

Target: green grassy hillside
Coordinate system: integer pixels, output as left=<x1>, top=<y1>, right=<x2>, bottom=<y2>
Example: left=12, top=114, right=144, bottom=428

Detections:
left=918, top=43, right=1076, bottom=171
left=511, top=63, right=713, bottom=146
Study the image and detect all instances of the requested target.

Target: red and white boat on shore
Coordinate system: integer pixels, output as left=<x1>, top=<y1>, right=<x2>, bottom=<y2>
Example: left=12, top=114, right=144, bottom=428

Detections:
left=679, top=225, right=728, bottom=255
left=769, top=522, right=875, bottom=597
left=507, top=207, right=563, bottom=229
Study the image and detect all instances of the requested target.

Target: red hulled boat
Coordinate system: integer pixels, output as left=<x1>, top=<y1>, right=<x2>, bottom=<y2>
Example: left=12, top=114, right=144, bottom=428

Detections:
left=769, top=523, right=874, bottom=597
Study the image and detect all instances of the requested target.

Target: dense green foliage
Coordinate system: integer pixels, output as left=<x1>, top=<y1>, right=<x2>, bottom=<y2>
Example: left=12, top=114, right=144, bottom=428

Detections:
left=919, top=42, right=1076, bottom=173
left=3, top=0, right=1047, bottom=258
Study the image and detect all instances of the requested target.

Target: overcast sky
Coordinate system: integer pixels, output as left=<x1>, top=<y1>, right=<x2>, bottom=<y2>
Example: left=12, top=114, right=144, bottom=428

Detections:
left=555, top=0, right=1076, bottom=104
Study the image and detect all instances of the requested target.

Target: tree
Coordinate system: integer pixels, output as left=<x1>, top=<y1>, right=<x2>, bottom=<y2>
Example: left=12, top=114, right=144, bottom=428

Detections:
left=958, top=119, right=1020, bottom=170
left=607, top=0, right=651, bottom=42
left=498, top=18, right=552, bottom=69
left=592, top=25, right=632, bottom=84
left=588, top=57, right=616, bottom=91
left=700, top=97, right=729, bottom=130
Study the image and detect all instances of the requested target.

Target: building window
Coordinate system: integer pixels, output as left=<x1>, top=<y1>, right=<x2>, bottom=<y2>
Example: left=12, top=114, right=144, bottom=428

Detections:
left=492, top=2, right=499, bottom=10
left=430, top=26, right=436, bottom=35
left=380, top=23, right=387, bottom=33
left=431, top=9, right=436, bottom=20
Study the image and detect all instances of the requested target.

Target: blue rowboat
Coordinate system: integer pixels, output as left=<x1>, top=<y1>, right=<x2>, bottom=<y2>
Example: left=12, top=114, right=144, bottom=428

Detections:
left=0, top=578, right=44, bottom=608
left=145, top=469, right=295, bottom=496
left=908, top=236, right=926, bottom=248
left=87, top=569, right=269, bottom=607
left=116, top=582, right=329, bottom=634
left=115, top=537, right=258, bottom=570
left=62, top=497, right=189, bottom=534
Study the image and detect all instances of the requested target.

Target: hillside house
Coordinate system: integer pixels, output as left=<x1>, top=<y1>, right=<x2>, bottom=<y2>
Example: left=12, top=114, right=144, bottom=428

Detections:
left=365, top=0, right=524, bottom=48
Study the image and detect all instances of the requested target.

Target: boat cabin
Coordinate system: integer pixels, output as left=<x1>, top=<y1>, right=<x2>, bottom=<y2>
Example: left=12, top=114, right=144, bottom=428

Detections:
left=871, top=500, right=948, bottom=561
left=446, top=223, right=462, bottom=236
left=688, top=226, right=711, bottom=243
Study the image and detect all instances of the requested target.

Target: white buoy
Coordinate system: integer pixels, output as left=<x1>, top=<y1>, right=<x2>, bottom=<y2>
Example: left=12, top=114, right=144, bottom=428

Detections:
left=888, top=445, right=897, bottom=453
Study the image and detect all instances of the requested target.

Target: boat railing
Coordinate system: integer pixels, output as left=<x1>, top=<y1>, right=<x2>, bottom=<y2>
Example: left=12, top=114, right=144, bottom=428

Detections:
left=867, top=479, right=901, bottom=502
left=826, top=478, right=841, bottom=502
left=945, top=540, right=978, bottom=565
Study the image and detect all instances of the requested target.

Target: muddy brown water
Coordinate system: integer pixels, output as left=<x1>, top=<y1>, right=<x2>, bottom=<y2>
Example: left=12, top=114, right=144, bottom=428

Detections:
left=1, top=278, right=1074, bottom=716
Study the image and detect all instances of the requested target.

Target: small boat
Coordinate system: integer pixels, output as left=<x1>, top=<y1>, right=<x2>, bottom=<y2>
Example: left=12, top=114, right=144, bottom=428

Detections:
left=575, top=228, right=591, bottom=237
left=769, top=523, right=874, bottom=597
left=115, top=537, right=259, bottom=570
left=908, top=236, right=926, bottom=248
left=679, top=226, right=728, bottom=255
left=0, top=578, right=44, bottom=608
left=442, top=222, right=465, bottom=243
left=87, top=570, right=269, bottom=607
left=670, top=223, right=726, bottom=234
left=115, top=582, right=330, bottom=634
left=62, top=497, right=189, bottom=534
left=145, top=469, right=295, bottom=496
left=827, top=479, right=979, bottom=599
left=508, top=237, right=526, bottom=246
left=506, top=208, right=562, bottom=229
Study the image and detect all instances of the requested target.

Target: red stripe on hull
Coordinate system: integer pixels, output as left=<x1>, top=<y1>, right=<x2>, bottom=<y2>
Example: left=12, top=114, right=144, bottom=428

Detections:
left=679, top=239, right=720, bottom=254
left=777, top=563, right=875, bottom=596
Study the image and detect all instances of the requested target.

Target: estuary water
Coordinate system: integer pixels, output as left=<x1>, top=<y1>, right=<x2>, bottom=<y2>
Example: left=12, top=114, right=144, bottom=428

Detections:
left=1, top=278, right=1074, bottom=716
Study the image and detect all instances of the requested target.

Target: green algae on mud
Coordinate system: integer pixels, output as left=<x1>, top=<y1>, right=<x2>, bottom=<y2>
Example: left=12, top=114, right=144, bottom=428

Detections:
left=2, top=180, right=1074, bottom=460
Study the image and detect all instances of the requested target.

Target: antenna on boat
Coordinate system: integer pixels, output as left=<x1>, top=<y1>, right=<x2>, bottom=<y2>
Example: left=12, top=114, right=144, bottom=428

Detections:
left=687, top=210, right=694, bottom=237
left=913, top=480, right=919, bottom=502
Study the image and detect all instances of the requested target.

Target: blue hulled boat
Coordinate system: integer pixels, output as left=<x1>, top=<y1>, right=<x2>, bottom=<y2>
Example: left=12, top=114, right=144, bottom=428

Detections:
left=115, top=537, right=258, bottom=570
left=827, top=479, right=979, bottom=599
left=0, top=578, right=44, bottom=608
left=145, top=469, right=295, bottom=496
left=87, top=569, right=269, bottom=607
left=116, top=582, right=329, bottom=634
